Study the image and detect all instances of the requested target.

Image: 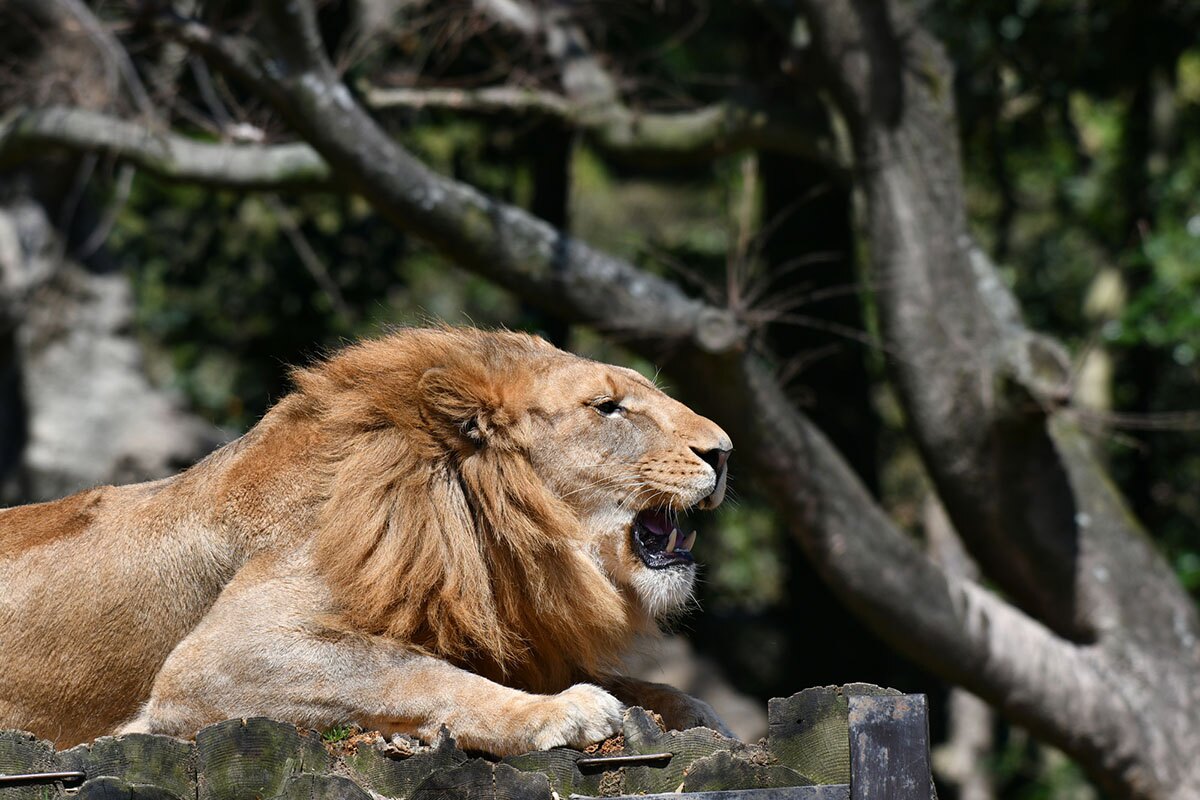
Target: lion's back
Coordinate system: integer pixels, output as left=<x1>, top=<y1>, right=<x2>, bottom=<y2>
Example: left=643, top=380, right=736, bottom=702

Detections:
left=0, top=487, right=110, bottom=558
left=0, top=479, right=234, bottom=746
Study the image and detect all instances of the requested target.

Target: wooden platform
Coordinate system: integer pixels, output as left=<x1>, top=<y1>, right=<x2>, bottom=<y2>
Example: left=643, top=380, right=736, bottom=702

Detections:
left=0, top=684, right=934, bottom=799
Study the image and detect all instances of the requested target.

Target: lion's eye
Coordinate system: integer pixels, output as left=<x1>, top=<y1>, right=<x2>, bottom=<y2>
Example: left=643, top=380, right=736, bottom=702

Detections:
left=593, top=399, right=626, bottom=418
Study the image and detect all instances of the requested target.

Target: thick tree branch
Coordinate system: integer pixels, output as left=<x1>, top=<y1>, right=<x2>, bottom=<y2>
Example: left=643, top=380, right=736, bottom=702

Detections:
left=790, top=0, right=1198, bottom=645
left=364, top=85, right=571, bottom=116
left=0, top=107, right=331, bottom=191
left=158, top=8, right=738, bottom=350
left=785, top=0, right=1200, bottom=795
left=363, top=84, right=842, bottom=167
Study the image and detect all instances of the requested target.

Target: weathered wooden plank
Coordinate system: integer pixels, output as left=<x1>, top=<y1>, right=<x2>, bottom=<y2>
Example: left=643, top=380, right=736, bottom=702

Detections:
left=767, top=687, right=849, bottom=784
left=493, top=763, right=552, bottom=800
left=60, top=734, right=195, bottom=800
left=74, top=775, right=180, bottom=800
left=1, top=685, right=932, bottom=799
left=0, top=730, right=65, bottom=800
left=683, top=750, right=813, bottom=793
left=344, top=731, right=468, bottom=798
left=278, top=772, right=374, bottom=800
left=409, top=758, right=497, bottom=800
left=195, top=718, right=328, bottom=800
left=619, top=707, right=739, bottom=795
left=847, top=694, right=932, bottom=800
left=503, top=747, right=604, bottom=798
left=767, top=685, right=901, bottom=785
left=570, top=785, right=852, bottom=800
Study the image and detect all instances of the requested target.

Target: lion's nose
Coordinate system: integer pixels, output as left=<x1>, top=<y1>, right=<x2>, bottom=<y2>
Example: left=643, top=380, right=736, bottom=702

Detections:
left=691, top=446, right=730, bottom=474
left=693, top=446, right=730, bottom=510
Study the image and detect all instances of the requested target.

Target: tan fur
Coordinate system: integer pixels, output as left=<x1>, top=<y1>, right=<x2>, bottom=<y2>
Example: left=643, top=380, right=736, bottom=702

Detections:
left=0, top=327, right=732, bottom=754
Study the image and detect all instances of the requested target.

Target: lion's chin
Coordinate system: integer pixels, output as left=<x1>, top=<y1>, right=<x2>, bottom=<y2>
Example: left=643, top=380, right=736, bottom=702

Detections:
left=628, top=562, right=697, bottom=619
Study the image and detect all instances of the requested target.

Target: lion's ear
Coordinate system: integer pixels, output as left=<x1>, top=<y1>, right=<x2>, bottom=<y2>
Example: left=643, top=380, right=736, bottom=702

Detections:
left=418, top=366, right=501, bottom=446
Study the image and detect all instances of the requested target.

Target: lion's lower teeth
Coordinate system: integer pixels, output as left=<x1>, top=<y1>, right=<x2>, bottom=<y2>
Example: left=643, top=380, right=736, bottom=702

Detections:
left=666, top=529, right=678, bottom=552
left=681, top=530, right=696, bottom=552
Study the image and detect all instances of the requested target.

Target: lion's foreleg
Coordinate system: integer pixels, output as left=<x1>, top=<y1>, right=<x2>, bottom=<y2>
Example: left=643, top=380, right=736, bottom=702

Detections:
left=120, top=569, right=624, bottom=756
left=601, top=676, right=734, bottom=738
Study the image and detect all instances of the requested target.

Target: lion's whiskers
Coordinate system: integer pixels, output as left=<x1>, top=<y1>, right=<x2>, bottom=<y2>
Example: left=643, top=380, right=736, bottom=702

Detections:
left=558, top=474, right=643, bottom=500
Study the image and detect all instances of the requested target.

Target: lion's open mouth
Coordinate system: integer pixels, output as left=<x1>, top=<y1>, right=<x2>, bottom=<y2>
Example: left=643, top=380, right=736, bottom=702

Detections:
left=632, top=508, right=696, bottom=569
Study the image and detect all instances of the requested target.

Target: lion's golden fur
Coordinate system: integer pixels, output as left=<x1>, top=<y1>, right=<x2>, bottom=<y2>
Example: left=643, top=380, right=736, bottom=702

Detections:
left=297, top=329, right=635, bottom=689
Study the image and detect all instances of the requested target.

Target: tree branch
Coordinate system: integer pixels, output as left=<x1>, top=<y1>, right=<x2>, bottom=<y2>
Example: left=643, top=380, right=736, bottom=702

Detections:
left=458, top=0, right=844, bottom=167
left=472, top=0, right=618, bottom=107
left=0, top=107, right=332, bottom=191
left=363, top=84, right=843, bottom=167
left=788, top=0, right=1198, bottom=644
left=364, top=85, right=571, bottom=116
left=784, top=0, right=1200, bottom=794
left=157, top=8, right=738, bottom=350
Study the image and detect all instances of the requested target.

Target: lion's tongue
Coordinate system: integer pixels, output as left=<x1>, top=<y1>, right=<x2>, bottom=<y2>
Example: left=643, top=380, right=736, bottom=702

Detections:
left=638, top=509, right=672, bottom=537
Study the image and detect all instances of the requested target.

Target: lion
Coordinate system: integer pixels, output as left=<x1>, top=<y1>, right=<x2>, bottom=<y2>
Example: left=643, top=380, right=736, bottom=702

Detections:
left=0, top=327, right=733, bottom=755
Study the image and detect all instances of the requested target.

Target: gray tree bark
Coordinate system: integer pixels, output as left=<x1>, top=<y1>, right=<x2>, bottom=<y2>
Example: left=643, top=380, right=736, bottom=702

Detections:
left=0, top=0, right=222, bottom=503
left=0, top=197, right=222, bottom=503
left=786, top=2, right=1200, bottom=796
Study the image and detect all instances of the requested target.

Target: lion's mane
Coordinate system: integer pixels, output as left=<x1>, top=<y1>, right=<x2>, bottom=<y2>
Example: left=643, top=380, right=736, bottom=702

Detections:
left=292, top=329, right=638, bottom=692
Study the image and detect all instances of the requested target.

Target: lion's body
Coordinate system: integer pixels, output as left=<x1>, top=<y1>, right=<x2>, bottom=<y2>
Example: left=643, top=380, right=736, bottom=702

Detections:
left=0, top=328, right=732, bottom=754
left=0, top=409, right=322, bottom=745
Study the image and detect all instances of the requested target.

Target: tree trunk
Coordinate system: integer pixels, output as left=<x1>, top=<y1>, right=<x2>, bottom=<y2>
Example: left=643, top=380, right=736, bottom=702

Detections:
left=792, top=1, right=1200, bottom=796
left=0, top=194, right=221, bottom=503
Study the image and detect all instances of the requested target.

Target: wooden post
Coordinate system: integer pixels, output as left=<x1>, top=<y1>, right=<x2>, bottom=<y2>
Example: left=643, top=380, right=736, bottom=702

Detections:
left=848, top=694, right=934, bottom=800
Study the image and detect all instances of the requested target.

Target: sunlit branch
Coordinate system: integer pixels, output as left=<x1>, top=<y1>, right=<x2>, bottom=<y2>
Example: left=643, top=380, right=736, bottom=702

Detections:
left=0, top=107, right=332, bottom=191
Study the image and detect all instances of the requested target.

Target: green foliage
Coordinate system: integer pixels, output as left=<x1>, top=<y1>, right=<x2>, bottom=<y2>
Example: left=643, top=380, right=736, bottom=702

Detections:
left=993, top=731, right=1099, bottom=800
left=112, top=177, right=523, bottom=429
left=704, top=505, right=786, bottom=612
left=320, top=725, right=356, bottom=745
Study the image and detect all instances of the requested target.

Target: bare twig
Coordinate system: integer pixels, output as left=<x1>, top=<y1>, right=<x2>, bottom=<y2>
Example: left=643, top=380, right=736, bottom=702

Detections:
left=54, top=0, right=154, bottom=117
left=74, top=163, right=134, bottom=259
left=364, top=83, right=842, bottom=167
left=263, top=194, right=353, bottom=319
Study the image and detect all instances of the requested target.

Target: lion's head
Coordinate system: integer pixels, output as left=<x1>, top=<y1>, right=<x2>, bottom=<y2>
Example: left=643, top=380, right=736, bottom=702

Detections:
left=295, top=328, right=730, bottom=691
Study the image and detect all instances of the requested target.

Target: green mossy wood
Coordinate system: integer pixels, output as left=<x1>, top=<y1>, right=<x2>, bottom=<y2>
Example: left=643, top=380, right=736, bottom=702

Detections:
left=768, top=684, right=904, bottom=785
left=0, top=686, right=932, bottom=800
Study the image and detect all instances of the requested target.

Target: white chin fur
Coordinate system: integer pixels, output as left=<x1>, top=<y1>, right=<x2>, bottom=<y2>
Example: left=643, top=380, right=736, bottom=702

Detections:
left=629, top=563, right=696, bottom=619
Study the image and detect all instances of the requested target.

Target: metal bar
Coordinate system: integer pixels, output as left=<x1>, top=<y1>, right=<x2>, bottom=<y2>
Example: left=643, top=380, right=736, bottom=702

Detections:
left=575, top=751, right=673, bottom=769
left=0, top=770, right=87, bottom=788
left=571, top=785, right=852, bottom=800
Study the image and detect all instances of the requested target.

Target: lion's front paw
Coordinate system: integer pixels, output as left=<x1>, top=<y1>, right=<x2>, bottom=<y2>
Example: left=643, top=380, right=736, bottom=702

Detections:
left=527, top=683, right=624, bottom=751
